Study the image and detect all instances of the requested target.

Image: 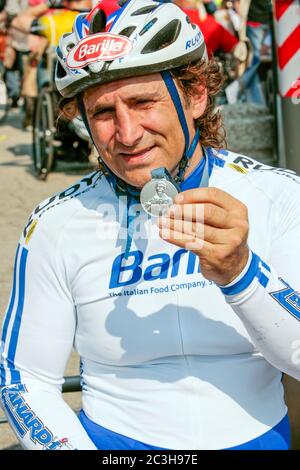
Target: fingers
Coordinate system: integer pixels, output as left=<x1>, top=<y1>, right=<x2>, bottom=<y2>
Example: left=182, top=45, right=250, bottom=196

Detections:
left=157, top=187, right=250, bottom=285
left=167, top=203, right=230, bottom=229
left=159, top=216, right=233, bottom=245
left=159, top=227, right=213, bottom=253
left=174, top=187, right=247, bottom=214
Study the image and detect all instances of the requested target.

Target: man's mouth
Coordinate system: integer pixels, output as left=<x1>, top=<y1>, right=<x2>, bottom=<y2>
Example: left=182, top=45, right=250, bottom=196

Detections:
left=119, top=146, right=155, bottom=161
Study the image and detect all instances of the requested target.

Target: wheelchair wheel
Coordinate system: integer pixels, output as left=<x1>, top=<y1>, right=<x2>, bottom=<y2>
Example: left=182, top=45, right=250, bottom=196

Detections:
left=32, top=88, right=55, bottom=179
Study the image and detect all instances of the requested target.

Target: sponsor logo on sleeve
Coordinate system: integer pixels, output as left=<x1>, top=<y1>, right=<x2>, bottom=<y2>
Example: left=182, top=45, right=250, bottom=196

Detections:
left=1, top=384, right=75, bottom=449
left=270, top=278, right=300, bottom=321
left=66, top=33, right=132, bottom=69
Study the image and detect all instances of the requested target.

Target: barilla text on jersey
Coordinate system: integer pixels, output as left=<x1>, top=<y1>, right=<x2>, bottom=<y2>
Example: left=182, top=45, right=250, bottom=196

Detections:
left=109, top=249, right=201, bottom=289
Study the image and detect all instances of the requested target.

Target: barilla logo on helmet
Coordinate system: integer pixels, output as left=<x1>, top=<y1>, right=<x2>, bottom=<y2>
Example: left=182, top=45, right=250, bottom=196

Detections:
left=66, top=33, right=132, bottom=69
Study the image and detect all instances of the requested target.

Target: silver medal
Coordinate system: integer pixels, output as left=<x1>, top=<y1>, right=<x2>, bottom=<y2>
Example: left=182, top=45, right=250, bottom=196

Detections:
left=140, top=178, right=179, bottom=217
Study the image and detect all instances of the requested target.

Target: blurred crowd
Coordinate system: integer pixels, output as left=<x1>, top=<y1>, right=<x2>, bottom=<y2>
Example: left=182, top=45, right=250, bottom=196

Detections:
left=175, top=0, right=272, bottom=106
left=0, top=0, right=273, bottom=129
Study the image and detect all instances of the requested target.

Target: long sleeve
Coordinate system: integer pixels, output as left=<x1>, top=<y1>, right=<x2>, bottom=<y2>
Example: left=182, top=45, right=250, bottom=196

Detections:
left=218, top=182, right=300, bottom=381
left=0, top=214, right=96, bottom=450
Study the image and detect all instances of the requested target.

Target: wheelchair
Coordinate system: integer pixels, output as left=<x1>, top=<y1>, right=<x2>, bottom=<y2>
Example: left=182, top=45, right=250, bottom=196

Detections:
left=31, top=8, right=92, bottom=180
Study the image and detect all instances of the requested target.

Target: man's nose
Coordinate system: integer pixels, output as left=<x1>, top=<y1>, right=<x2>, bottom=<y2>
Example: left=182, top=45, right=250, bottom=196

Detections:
left=115, top=102, right=144, bottom=147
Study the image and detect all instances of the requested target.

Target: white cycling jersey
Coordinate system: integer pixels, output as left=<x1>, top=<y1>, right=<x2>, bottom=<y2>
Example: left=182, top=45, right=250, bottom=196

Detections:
left=1, top=148, right=300, bottom=450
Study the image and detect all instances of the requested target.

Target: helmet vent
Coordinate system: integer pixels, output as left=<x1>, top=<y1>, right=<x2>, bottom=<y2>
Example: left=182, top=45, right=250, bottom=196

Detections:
left=56, top=46, right=63, bottom=59
left=141, top=19, right=181, bottom=54
left=139, top=18, right=157, bottom=36
left=89, top=10, right=107, bottom=35
left=56, top=61, right=67, bottom=79
left=119, top=26, right=137, bottom=37
left=131, top=6, right=158, bottom=16
left=66, top=43, right=75, bottom=52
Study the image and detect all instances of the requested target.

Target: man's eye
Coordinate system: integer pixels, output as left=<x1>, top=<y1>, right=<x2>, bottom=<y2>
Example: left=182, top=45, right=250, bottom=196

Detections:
left=94, top=108, right=114, bottom=117
left=136, top=100, right=152, bottom=106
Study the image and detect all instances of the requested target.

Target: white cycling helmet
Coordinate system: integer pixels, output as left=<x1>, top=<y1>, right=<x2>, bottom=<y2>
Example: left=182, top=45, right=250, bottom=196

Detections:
left=55, top=0, right=207, bottom=98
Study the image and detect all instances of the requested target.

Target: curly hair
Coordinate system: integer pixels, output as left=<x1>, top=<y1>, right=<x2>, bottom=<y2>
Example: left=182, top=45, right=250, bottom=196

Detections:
left=59, top=57, right=226, bottom=149
left=171, top=57, right=226, bottom=149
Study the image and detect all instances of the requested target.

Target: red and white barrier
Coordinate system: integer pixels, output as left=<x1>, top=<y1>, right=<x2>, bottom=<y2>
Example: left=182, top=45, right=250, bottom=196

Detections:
left=273, top=0, right=300, bottom=100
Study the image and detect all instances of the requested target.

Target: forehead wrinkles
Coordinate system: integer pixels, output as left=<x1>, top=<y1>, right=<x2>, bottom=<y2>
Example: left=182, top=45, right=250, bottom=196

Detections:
left=84, top=77, right=168, bottom=108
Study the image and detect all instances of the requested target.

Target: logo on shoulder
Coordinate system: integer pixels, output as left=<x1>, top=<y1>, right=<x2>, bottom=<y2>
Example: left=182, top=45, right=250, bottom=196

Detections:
left=25, top=219, right=38, bottom=245
left=232, top=155, right=300, bottom=182
left=227, top=163, right=248, bottom=174
left=66, top=33, right=133, bottom=69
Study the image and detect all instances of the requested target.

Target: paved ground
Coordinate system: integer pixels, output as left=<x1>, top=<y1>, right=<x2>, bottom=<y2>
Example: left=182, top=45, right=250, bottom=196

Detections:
left=0, top=109, right=91, bottom=449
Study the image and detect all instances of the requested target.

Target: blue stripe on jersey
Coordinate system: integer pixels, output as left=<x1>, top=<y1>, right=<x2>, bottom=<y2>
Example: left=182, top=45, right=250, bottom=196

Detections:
left=180, top=153, right=206, bottom=191
left=6, top=247, right=28, bottom=384
left=79, top=410, right=290, bottom=450
left=1, top=244, right=20, bottom=386
left=219, top=252, right=271, bottom=296
left=219, top=252, right=259, bottom=295
left=206, top=147, right=226, bottom=168
left=180, top=146, right=216, bottom=192
left=218, top=148, right=229, bottom=157
left=257, top=270, right=269, bottom=288
left=1, top=245, right=20, bottom=345
left=260, top=259, right=271, bottom=272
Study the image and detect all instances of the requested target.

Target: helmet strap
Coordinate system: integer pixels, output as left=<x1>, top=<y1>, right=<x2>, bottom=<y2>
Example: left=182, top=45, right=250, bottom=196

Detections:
left=160, top=70, right=201, bottom=183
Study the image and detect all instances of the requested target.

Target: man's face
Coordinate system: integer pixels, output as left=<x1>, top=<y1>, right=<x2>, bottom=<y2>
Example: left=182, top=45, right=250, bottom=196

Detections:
left=156, top=183, right=166, bottom=196
left=83, top=73, right=202, bottom=188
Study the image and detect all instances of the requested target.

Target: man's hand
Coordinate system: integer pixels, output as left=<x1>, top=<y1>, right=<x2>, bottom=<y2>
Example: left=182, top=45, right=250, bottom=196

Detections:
left=158, top=187, right=250, bottom=286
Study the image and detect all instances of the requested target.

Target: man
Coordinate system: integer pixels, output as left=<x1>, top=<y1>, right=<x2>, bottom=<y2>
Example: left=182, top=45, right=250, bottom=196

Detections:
left=240, top=0, right=272, bottom=105
left=1, top=0, right=300, bottom=450
left=1, top=0, right=29, bottom=108
left=226, top=0, right=272, bottom=105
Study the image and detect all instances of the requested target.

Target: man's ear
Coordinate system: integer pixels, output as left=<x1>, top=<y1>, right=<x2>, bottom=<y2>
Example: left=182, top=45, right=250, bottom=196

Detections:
left=190, top=86, right=207, bottom=120
left=61, top=100, right=80, bottom=121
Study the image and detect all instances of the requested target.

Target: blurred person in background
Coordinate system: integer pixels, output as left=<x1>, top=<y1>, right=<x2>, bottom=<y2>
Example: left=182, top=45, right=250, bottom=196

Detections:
left=7, top=0, right=92, bottom=127
left=1, top=0, right=30, bottom=108
left=214, top=0, right=242, bottom=36
left=175, top=0, right=249, bottom=104
left=174, top=0, right=239, bottom=56
left=227, top=0, right=272, bottom=105
left=0, top=1, right=7, bottom=70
